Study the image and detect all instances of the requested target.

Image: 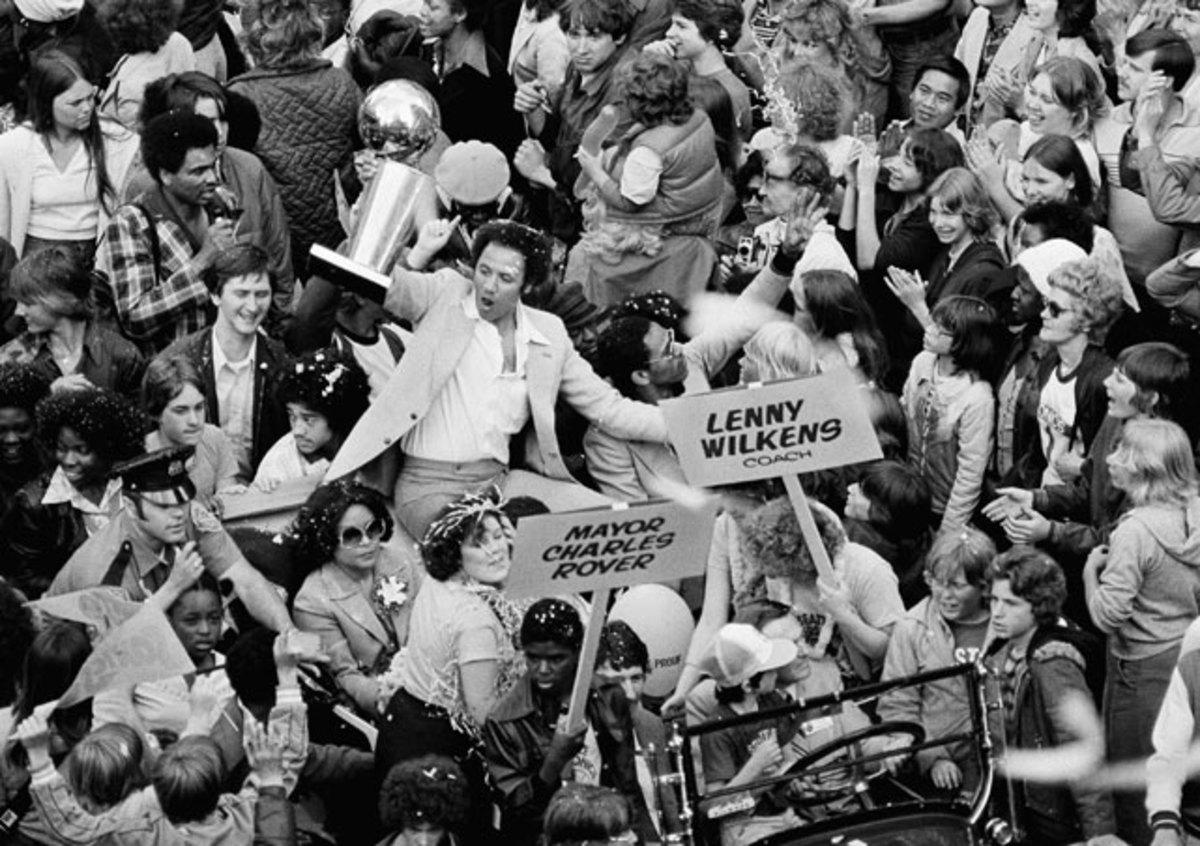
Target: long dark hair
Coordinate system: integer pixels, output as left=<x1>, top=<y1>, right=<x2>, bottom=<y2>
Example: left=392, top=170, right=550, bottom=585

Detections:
left=1024, top=133, right=1094, bottom=208
left=25, top=49, right=115, bottom=214
left=800, top=270, right=889, bottom=385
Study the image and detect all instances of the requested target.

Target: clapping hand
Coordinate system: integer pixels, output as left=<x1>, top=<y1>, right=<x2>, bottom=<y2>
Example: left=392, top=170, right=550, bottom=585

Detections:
left=1003, top=509, right=1052, bottom=544
left=982, top=488, right=1034, bottom=522
left=965, top=135, right=1005, bottom=187
left=884, top=266, right=927, bottom=312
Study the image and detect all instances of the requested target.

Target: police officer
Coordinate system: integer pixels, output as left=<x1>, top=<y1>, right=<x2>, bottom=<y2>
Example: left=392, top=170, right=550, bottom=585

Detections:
left=46, top=446, right=292, bottom=632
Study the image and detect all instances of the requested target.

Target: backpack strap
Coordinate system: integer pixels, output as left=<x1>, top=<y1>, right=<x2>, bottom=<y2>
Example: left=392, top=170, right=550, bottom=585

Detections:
left=130, top=203, right=163, bottom=281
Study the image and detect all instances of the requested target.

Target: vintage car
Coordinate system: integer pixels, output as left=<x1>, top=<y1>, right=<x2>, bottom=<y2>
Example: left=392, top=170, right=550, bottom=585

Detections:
left=655, top=661, right=1018, bottom=846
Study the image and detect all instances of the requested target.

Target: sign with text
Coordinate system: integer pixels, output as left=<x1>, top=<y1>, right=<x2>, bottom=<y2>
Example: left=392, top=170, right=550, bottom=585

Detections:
left=506, top=499, right=718, bottom=599
left=660, top=374, right=882, bottom=487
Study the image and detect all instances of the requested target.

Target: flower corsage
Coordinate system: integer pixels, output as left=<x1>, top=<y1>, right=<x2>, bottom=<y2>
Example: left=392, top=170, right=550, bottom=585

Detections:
left=374, top=575, right=409, bottom=613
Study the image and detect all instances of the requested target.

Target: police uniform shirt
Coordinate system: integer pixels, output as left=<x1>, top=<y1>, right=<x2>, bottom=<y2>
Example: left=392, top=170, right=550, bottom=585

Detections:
left=45, top=503, right=241, bottom=601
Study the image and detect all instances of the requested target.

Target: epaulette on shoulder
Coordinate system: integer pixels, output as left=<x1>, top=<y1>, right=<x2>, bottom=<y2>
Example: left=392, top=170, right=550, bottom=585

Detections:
left=1031, top=639, right=1086, bottom=670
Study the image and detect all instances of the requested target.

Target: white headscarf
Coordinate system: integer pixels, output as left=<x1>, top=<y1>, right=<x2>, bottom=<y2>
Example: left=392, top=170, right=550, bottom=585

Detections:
left=14, top=0, right=83, bottom=23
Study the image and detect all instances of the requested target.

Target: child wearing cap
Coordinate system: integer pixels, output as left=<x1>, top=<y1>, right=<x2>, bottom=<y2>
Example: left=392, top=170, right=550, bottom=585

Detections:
left=698, top=622, right=803, bottom=844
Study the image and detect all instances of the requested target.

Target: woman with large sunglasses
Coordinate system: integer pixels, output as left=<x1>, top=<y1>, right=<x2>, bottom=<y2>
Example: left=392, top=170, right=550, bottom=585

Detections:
left=291, top=480, right=424, bottom=714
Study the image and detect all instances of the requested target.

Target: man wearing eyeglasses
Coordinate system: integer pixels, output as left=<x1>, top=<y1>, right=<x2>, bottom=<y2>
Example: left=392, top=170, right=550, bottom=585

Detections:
left=747, top=144, right=855, bottom=285
left=46, top=445, right=293, bottom=633
left=583, top=205, right=819, bottom=501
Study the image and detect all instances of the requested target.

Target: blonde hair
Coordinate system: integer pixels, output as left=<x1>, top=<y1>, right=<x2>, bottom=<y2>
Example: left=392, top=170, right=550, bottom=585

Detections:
left=64, top=723, right=146, bottom=812
left=1108, top=418, right=1198, bottom=507
left=925, top=525, right=996, bottom=588
left=1047, top=257, right=1125, bottom=343
left=743, top=322, right=818, bottom=382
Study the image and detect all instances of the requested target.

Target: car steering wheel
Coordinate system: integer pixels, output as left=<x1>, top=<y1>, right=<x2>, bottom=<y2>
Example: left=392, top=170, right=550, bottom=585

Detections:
left=770, top=720, right=926, bottom=810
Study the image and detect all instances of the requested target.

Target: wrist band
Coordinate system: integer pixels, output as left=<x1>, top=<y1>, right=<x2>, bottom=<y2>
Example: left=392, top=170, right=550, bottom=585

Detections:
left=770, top=248, right=799, bottom=276
left=1151, top=810, right=1182, bottom=831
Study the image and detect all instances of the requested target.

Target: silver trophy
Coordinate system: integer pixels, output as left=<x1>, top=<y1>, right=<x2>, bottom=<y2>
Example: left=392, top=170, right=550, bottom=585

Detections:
left=309, top=80, right=441, bottom=303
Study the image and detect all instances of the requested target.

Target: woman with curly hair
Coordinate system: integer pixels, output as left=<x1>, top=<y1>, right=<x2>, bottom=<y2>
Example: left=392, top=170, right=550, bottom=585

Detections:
left=375, top=489, right=524, bottom=841
left=291, top=481, right=424, bottom=714
left=96, top=0, right=197, bottom=128
left=228, top=0, right=362, bottom=276
left=775, top=0, right=890, bottom=128
left=1085, top=417, right=1200, bottom=843
left=663, top=492, right=903, bottom=716
left=754, top=60, right=857, bottom=185
left=0, top=387, right=146, bottom=599
left=735, top=496, right=904, bottom=682
left=0, top=49, right=139, bottom=261
left=0, top=363, right=53, bottom=522
left=378, top=755, right=471, bottom=845
left=252, top=350, right=370, bottom=488
left=1004, top=257, right=1124, bottom=489
left=571, top=53, right=725, bottom=307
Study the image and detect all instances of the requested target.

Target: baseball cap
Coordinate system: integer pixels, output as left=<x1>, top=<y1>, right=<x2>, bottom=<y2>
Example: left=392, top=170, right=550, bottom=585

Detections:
left=434, top=140, right=510, bottom=206
left=698, top=623, right=798, bottom=687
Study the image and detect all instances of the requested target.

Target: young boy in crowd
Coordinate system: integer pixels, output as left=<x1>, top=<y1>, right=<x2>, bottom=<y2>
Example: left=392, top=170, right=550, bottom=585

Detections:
left=13, top=630, right=312, bottom=844
left=877, top=527, right=995, bottom=797
left=988, top=546, right=1115, bottom=843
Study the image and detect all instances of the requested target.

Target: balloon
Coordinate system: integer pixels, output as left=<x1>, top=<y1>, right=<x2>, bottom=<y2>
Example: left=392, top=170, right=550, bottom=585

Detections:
left=610, top=584, right=695, bottom=698
left=358, top=80, right=441, bottom=164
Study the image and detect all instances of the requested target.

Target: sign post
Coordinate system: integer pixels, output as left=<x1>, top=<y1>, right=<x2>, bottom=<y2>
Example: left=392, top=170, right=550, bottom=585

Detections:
left=508, top=498, right=718, bottom=731
left=660, top=372, right=883, bottom=585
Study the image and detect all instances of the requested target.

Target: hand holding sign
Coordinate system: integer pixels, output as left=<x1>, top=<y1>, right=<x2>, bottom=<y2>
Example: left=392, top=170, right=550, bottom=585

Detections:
left=510, top=500, right=716, bottom=732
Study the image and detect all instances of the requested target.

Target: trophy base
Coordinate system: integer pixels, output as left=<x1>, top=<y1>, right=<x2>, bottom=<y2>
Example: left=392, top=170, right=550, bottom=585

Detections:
left=309, top=245, right=392, bottom=304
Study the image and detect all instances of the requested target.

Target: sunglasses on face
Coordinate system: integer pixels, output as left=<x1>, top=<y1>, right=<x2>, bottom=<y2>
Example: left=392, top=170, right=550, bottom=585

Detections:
left=339, top=517, right=387, bottom=547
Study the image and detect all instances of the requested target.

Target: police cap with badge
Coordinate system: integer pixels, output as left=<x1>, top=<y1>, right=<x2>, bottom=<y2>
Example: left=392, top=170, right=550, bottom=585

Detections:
left=115, top=445, right=197, bottom=506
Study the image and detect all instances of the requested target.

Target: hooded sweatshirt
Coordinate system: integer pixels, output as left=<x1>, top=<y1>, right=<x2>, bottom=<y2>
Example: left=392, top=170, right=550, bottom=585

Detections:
left=1087, top=496, right=1200, bottom=661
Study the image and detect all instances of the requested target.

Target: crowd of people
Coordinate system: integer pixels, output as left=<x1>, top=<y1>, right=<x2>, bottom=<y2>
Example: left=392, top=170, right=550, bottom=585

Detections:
left=3, top=0, right=1200, bottom=842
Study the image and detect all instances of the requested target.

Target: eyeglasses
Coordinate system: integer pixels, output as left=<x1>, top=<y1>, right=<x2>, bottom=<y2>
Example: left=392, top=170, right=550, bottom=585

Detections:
left=648, top=328, right=681, bottom=365
left=339, top=518, right=387, bottom=547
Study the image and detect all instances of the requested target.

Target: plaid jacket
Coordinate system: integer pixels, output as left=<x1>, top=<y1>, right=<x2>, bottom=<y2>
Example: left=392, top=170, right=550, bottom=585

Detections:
left=94, top=196, right=213, bottom=353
